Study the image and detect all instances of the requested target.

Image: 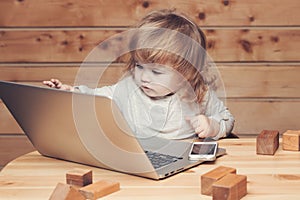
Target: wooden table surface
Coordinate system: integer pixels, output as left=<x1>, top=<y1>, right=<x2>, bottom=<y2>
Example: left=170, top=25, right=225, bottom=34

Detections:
left=0, top=138, right=299, bottom=200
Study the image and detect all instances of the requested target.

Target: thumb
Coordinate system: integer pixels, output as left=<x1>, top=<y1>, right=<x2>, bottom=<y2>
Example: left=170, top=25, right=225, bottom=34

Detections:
left=185, top=115, right=195, bottom=122
left=185, top=115, right=199, bottom=127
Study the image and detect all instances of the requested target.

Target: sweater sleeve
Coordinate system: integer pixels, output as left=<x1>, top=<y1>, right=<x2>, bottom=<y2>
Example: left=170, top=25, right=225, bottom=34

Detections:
left=74, top=84, right=116, bottom=99
left=204, top=90, right=235, bottom=140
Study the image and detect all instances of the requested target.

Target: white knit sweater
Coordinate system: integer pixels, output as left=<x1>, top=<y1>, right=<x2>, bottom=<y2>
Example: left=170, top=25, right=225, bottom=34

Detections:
left=76, top=76, right=234, bottom=140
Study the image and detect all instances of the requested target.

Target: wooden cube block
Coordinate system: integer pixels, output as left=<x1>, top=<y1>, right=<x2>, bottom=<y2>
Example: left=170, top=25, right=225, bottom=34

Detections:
left=66, top=168, right=93, bottom=187
left=201, top=166, right=236, bottom=195
left=49, top=183, right=86, bottom=200
left=256, top=130, right=279, bottom=155
left=79, top=180, right=120, bottom=200
left=282, top=130, right=300, bottom=151
left=212, top=174, right=247, bottom=200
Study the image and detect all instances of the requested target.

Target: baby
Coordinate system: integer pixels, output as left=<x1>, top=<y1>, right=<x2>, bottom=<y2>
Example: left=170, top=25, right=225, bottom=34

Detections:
left=44, top=9, right=235, bottom=140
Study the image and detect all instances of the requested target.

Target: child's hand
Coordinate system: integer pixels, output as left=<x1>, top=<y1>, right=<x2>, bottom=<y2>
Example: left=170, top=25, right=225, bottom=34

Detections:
left=43, top=79, right=74, bottom=91
left=186, top=115, right=220, bottom=138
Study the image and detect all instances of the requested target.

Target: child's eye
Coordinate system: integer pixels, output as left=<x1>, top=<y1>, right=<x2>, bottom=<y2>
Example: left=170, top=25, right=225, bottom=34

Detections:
left=135, top=63, right=144, bottom=70
left=152, top=70, right=163, bottom=75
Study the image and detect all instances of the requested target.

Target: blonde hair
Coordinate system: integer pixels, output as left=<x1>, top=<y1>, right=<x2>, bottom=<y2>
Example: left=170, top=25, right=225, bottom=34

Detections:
left=126, top=9, right=208, bottom=103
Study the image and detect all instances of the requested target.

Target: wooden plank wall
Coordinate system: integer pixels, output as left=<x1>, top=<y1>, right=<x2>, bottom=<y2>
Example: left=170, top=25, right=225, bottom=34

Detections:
left=0, top=0, right=299, bottom=168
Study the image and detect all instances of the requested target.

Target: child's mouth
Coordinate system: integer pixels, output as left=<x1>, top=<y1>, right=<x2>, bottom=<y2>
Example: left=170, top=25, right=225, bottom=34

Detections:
left=141, top=85, right=151, bottom=91
left=140, top=85, right=155, bottom=95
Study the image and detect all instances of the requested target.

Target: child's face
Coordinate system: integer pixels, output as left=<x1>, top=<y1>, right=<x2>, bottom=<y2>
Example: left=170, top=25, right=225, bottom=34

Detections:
left=133, top=62, right=183, bottom=98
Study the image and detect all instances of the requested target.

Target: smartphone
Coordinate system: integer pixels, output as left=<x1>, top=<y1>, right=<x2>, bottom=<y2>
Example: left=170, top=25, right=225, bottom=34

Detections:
left=188, top=141, right=218, bottom=161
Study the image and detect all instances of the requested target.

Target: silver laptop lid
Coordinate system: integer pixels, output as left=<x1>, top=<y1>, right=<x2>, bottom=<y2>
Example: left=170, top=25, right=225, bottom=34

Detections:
left=0, top=81, right=220, bottom=180
left=0, top=80, right=160, bottom=179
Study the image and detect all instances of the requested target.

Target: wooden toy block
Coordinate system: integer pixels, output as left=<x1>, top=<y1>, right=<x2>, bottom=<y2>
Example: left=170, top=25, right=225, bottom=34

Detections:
left=282, top=130, right=300, bottom=151
left=201, top=166, right=236, bottom=196
left=256, top=130, right=279, bottom=155
left=66, top=168, right=93, bottom=187
left=79, top=180, right=120, bottom=200
left=212, top=174, right=247, bottom=200
left=49, top=182, right=86, bottom=200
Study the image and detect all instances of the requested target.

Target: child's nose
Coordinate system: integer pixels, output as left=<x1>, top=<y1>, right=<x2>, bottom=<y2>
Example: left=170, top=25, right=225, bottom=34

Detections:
left=141, top=71, right=151, bottom=82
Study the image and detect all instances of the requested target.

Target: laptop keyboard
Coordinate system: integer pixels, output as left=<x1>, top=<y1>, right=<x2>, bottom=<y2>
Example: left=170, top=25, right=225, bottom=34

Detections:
left=145, top=151, right=183, bottom=169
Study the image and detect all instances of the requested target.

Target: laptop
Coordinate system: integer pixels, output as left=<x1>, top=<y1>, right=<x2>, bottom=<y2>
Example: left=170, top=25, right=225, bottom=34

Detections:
left=0, top=80, right=226, bottom=180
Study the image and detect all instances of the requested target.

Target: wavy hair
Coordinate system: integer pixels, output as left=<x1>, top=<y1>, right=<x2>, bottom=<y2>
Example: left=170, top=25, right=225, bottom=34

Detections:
left=126, top=9, right=208, bottom=103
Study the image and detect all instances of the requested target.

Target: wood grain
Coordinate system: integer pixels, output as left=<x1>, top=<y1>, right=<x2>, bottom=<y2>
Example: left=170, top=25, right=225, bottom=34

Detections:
left=79, top=180, right=120, bottom=199
left=0, top=135, right=35, bottom=167
left=1, top=64, right=300, bottom=98
left=256, top=130, right=279, bottom=155
left=0, top=29, right=299, bottom=62
left=227, top=99, right=300, bottom=135
left=0, top=0, right=299, bottom=27
left=1, top=99, right=300, bottom=135
left=66, top=168, right=93, bottom=187
left=201, top=166, right=236, bottom=195
left=2, top=98, right=299, bottom=168
left=0, top=0, right=299, bottom=175
left=1, top=138, right=300, bottom=199
left=49, top=183, right=86, bottom=200
left=282, top=130, right=300, bottom=151
left=212, top=174, right=247, bottom=200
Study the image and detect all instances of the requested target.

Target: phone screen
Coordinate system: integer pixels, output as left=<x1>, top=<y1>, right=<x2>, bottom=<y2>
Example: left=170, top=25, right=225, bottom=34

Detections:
left=190, top=143, right=217, bottom=155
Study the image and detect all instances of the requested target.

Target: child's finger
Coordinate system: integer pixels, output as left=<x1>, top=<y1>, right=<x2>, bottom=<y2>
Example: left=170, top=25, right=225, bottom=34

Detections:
left=186, top=116, right=202, bottom=129
left=50, top=79, right=59, bottom=85
left=50, top=79, right=64, bottom=88
left=195, top=126, right=202, bottom=134
left=56, top=82, right=62, bottom=88
left=43, top=81, right=55, bottom=87
left=185, top=115, right=197, bottom=124
left=198, top=132, right=206, bottom=138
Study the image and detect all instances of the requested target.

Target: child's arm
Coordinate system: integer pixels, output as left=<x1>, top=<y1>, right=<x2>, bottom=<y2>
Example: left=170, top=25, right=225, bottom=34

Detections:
left=204, top=90, right=235, bottom=139
left=43, top=79, right=115, bottom=98
left=73, top=85, right=114, bottom=98
left=43, top=79, right=75, bottom=91
left=186, top=90, right=235, bottom=140
left=186, top=114, right=222, bottom=139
